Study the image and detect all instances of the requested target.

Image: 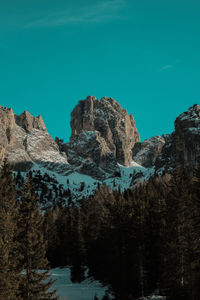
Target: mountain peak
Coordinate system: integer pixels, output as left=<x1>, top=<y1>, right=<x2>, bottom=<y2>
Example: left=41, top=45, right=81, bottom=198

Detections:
left=15, top=110, right=46, bottom=132
left=70, top=96, right=140, bottom=166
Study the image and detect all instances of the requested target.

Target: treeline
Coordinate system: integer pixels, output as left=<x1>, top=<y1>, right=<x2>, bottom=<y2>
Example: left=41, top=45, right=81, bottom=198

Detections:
left=0, top=161, right=59, bottom=299
left=15, top=170, right=68, bottom=209
left=44, top=166, right=200, bottom=300
left=1, top=161, right=200, bottom=300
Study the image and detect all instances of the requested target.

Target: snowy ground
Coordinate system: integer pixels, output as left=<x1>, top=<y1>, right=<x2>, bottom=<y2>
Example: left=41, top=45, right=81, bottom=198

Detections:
left=51, top=268, right=108, bottom=300
left=50, top=268, right=166, bottom=300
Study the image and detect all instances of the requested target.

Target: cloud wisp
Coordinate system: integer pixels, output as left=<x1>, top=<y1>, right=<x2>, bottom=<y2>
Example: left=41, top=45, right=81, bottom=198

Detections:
left=27, top=0, right=127, bottom=28
left=159, top=64, right=173, bottom=72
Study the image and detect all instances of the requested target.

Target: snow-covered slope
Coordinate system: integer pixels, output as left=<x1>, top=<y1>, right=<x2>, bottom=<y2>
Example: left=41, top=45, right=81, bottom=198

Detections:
left=50, top=268, right=166, bottom=300
left=18, top=160, right=148, bottom=206
left=50, top=268, right=109, bottom=300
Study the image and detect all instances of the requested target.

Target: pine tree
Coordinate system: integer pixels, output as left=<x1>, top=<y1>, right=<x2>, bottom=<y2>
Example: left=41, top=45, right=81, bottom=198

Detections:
left=101, top=291, right=110, bottom=300
left=188, top=163, right=200, bottom=300
left=17, top=176, right=59, bottom=299
left=163, top=167, right=194, bottom=299
left=0, top=160, right=20, bottom=299
left=145, top=177, right=167, bottom=293
left=69, top=207, right=86, bottom=283
left=43, top=208, right=61, bottom=267
left=131, top=185, right=149, bottom=298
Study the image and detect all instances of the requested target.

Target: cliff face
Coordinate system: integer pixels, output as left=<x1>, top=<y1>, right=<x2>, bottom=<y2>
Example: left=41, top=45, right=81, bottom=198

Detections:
left=0, top=106, right=15, bottom=161
left=70, top=96, right=140, bottom=166
left=0, top=106, right=69, bottom=172
left=132, top=135, right=167, bottom=168
left=1, top=99, right=200, bottom=192
left=0, top=96, right=140, bottom=181
left=174, top=104, right=200, bottom=168
left=155, top=104, right=200, bottom=174
left=66, top=131, right=120, bottom=180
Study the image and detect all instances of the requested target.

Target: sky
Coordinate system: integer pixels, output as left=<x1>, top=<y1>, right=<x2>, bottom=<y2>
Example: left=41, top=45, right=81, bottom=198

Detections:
left=0, top=0, right=200, bottom=142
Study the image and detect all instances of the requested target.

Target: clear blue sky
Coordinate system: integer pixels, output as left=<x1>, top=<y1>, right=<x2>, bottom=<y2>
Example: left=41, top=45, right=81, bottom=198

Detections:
left=0, top=0, right=200, bottom=142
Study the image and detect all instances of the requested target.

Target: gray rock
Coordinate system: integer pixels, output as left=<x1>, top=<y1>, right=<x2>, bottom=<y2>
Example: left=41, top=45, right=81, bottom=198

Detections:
left=70, top=96, right=140, bottom=166
left=66, top=131, right=120, bottom=180
left=155, top=104, right=200, bottom=174
left=132, top=135, right=166, bottom=168
left=0, top=106, right=69, bottom=174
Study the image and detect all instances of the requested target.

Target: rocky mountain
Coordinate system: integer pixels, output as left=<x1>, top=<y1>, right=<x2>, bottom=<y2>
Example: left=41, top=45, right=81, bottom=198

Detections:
left=0, top=106, right=69, bottom=173
left=132, top=135, right=167, bottom=168
left=155, top=104, right=200, bottom=175
left=70, top=96, right=140, bottom=166
left=0, top=99, right=200, bottom=203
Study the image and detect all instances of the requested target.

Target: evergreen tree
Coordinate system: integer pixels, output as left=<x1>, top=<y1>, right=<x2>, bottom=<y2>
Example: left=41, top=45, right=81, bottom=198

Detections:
left=17, top=176, right=59, bottom=299
left=102, top=291, right=110, bottom=300
left=163, top=167, right=194, bottom=299
left=43, top=208, right=61, bottom=267
left=145, top=177, right=167, bottom=292
left=69, top=207, right=86, bottom=283
left=188, top=163, right=200, bottom=300
left=131, top=185, right=149, bottom=298
left=0, top=160, right=20, bottom=299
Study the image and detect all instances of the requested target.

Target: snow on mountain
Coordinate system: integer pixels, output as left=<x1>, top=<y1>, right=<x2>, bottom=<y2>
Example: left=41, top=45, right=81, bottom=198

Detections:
left=18, top=160, right=148, bottom=205
left=2, top=99, right=200, bottom=201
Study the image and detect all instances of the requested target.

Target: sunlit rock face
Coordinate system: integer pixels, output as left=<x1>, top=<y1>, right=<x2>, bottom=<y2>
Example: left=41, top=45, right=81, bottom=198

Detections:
left=15, top=110, right=47, bottom=132
left=0, top=106, right=69, bottom=173
left=70, top=96, right=140, bottom=167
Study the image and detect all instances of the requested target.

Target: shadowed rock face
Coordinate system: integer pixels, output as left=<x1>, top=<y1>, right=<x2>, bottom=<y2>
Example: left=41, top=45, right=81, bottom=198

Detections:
left=66, top=131, right=120, bottom=180
left=155, top=104, right=200, bottom=174
left=174, top=104, right=200, bottom=167
left=70, top=96, right=140, bottom=166
left=132, top=135, right=166, bottom=168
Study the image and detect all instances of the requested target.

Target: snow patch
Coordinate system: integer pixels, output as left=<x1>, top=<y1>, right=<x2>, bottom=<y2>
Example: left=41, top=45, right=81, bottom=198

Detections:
left=50, top=268, right=110, bottom=300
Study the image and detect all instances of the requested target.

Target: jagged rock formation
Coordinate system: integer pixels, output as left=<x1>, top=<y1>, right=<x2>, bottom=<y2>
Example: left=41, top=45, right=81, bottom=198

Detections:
left=0, top=106, right=69, bottom=172
left=1, top=99, right=200, bottom=199
left=155, top=104, right=200, bottom=174
left=70, top=96, right=140, bottom=166
left=15, top=110, right=46, bottom=132
left=0, top=96, right=140, bottom=181
left=0, top=106, right=15, bottom=161
left=130, top=104, right=200, bottom=186
left=66, top=131, right=120, bottom=180
left=132, top=135, right=166, bottom=168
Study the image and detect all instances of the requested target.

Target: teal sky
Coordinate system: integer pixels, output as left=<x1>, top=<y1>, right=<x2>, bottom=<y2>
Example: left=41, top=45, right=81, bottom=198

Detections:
left=0, top=0, right=200, bottom=142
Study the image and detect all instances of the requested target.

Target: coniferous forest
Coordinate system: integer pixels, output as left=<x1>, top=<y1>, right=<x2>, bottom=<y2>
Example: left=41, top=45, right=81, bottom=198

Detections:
left=0, top=161, right=200, bottom=300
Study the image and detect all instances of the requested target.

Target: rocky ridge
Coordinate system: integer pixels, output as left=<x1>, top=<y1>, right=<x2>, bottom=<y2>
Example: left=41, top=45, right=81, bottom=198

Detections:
left=0, top=99, right=200, bottom=202
left=0, top=106, right=69, bottom=172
